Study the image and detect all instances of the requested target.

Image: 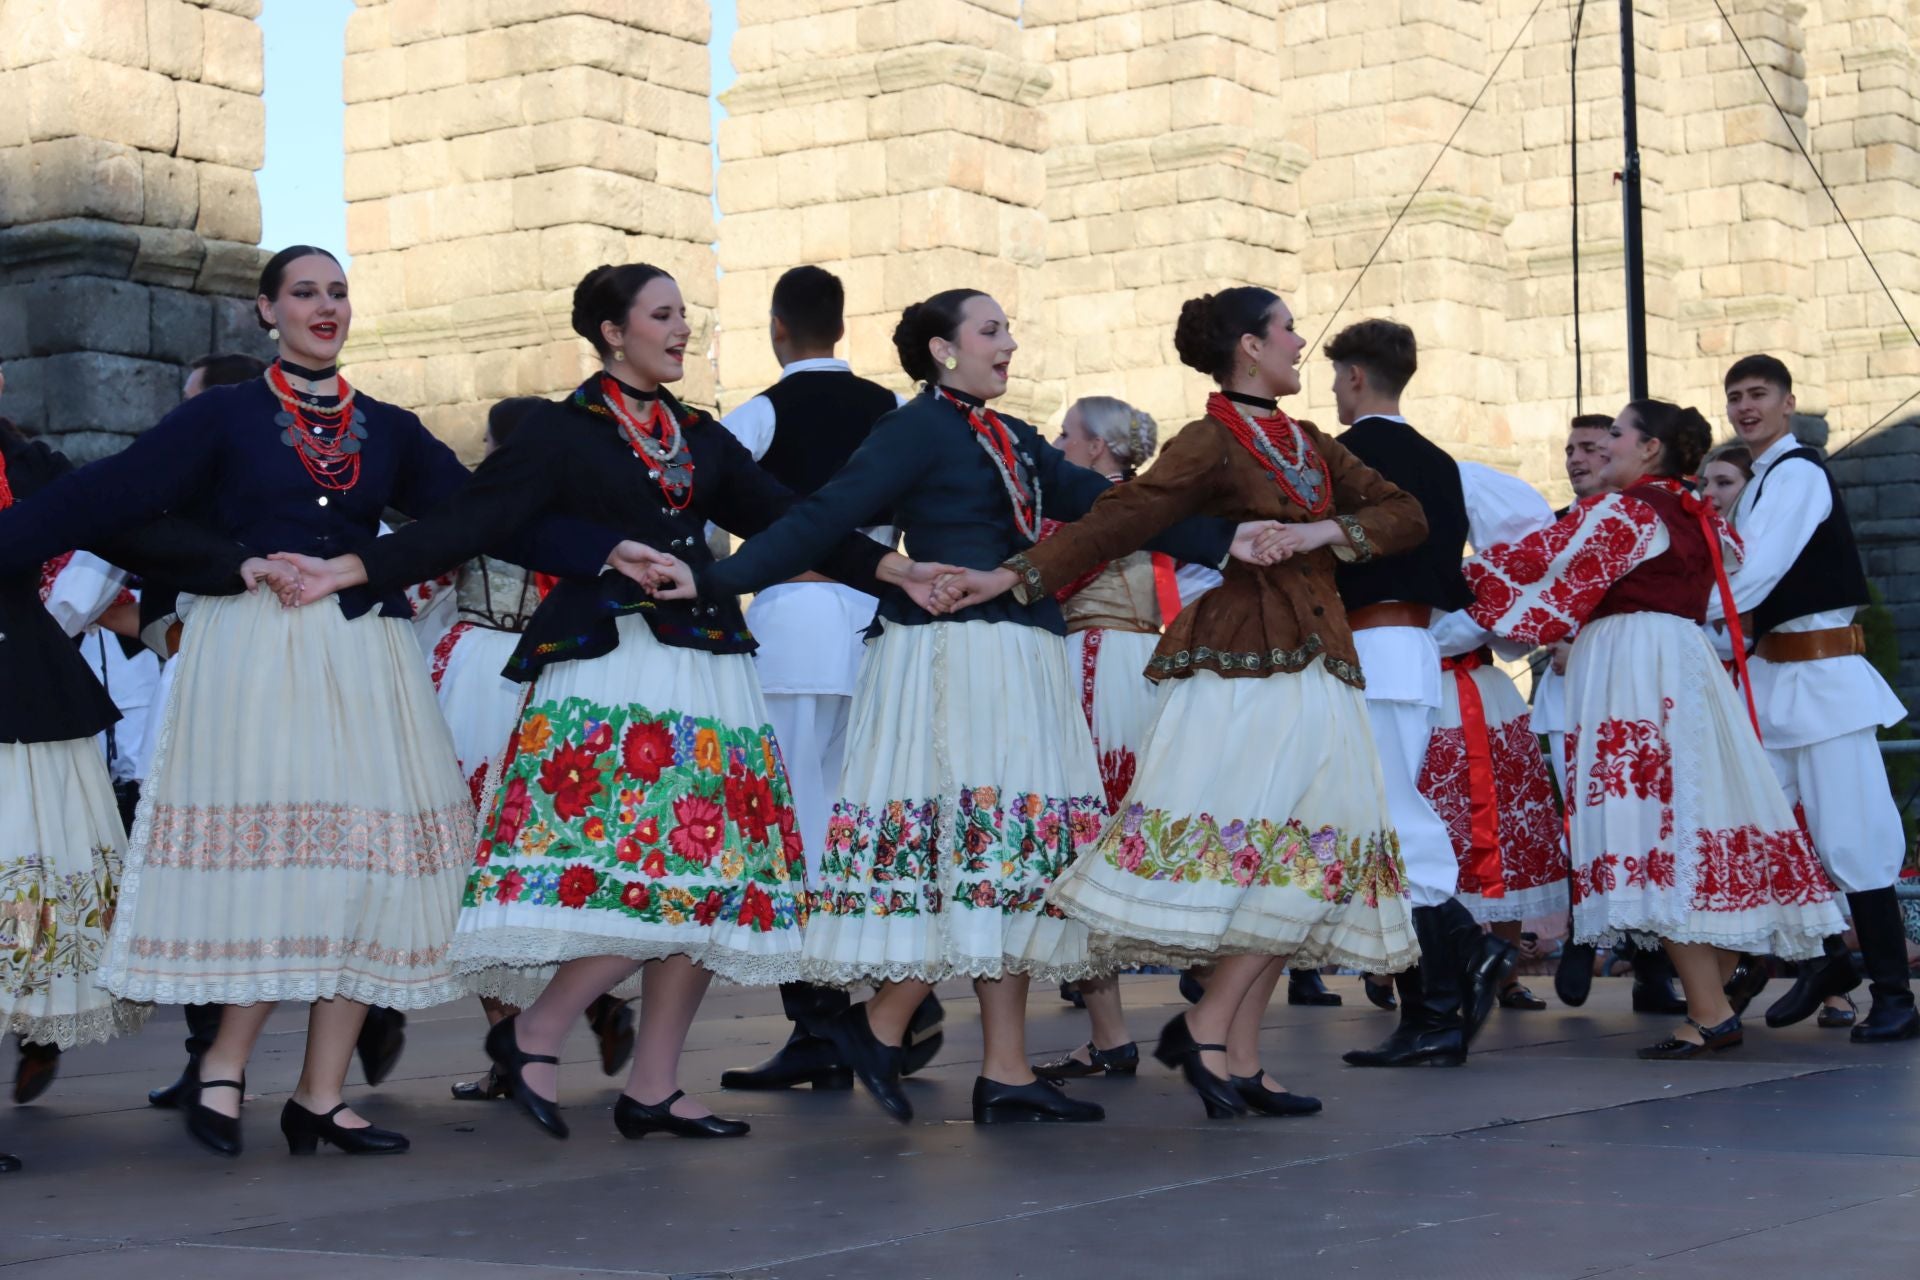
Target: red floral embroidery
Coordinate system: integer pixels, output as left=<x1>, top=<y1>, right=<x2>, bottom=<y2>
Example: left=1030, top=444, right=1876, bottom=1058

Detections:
left=539, top=739, right=605, bottom=821
left=692, top=890, right=724, bottom=925
left=494, top=777, right=533, bottom=848
left=668, top=794, right=726, bottom=864
left=557, top=864, right=598, bottom=908
left=724, top=764, right=776, bottom=844
left=621, top=881, right=649, bottom=911
left=737, top=882, right=776, bottom=931
left=1420, top=715, right=1566, bottom=896
left=431, top=622, right=472, bottom=692
left=1098, top=747, right=1137, bottom=816
left=495, top=868, right=526, bottom=904
left=1584, top=708, right=1673, bottom=811
left=616, top=836, right=644, bottom=864
left=1692, top=825, right=1833, bottom=912
left=621, top=719, right=674, bottom=784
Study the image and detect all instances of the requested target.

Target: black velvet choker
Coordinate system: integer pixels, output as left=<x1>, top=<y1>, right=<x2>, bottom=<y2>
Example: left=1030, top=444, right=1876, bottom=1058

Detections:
left=1225, top=390, right=1278, bottom=413
left=936, top=384, right=987, bottom=408
left=278, top=358, right=338, bottom=383
left=607, top=372, right=659, bottom=402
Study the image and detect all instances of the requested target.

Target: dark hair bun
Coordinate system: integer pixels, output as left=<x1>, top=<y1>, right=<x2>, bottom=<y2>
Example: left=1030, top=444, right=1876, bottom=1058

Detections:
left=1671, top=406, right=1712, bottom=477
left=892, top=288, right=986, bottom=385
left=1173, top=286, right=1280, bottom=383
left=570, top=263, right=671, bottom=356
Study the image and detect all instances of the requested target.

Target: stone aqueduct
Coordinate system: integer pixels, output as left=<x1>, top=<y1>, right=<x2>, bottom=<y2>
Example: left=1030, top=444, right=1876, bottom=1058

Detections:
left=3, top=0, right=1919, bottom=515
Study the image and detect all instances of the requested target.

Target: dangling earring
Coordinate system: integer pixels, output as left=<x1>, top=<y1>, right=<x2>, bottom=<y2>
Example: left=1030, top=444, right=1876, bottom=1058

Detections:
left=613, top=350, right=625, bottom=362
left=943, top=355, right=958, bottom=371
left=268, top=327, right=280, bottom=341
left=1246, top=365, right=1257, bottom=379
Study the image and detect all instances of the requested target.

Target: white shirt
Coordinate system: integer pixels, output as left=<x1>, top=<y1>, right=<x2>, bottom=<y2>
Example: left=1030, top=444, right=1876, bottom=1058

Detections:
left=41, top=551, right=127, bottom=638
left=81, top=625, right=160, bottom=784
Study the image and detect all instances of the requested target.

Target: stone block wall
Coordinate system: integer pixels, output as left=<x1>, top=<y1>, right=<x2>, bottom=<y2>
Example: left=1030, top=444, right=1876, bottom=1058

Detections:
left=340, top=0, right=717, bottom=460
left=0, top=0, right=272, bottom=460
left=1828, top=419, right=1920, bottom=712
left=714, top=0, right=1051, bottom=418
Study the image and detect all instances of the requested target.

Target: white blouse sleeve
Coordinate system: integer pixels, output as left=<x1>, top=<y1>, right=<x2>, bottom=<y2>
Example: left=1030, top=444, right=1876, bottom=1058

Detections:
left=1463, top=492, right=1669, bottom=647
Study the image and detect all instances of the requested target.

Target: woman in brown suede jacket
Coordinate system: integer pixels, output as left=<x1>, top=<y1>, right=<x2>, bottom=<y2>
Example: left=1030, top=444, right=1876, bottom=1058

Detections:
left=933, top=287, right=1428, bottom=1121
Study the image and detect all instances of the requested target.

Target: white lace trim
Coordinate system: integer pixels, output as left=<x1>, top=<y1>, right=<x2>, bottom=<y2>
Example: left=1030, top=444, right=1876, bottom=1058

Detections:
left=798, top=952, right=1113, bottom=988
left=1056, top=898, right=1422, bottom=976
left=1458, top=880, right=1570, bottom=925
left=101, top=972, right=470, bottom=1011
left=4, top=997, right=152, bottom=1051
left=452, top=926, right=803, bottom=997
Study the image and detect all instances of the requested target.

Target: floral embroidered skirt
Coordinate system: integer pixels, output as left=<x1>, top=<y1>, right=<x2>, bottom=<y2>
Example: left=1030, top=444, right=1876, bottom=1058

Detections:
left=1562, top=613, right=1843, bottom=956
left=431, top=622, right=526, bottom=808
left=1067, top=627, right=1163, bottom=816
left=99, top=588, right=475, bottom=1008
left=1034, top=659, right=1420, bottom=974
left=454, top=615, right=805, bottom=1003
left=0, top=736, right=149, bottom=1048
left=802, top=619, right=1107, bottom=986
left=1418, top=660, right=1570, bottom=927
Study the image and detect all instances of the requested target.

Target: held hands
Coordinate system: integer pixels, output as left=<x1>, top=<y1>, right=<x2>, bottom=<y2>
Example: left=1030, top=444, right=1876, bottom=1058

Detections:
left=263, top=552, right=368, bottom=608
left=925, top=566, right=1018, bottom=614
left=240, top=556, right=302, bottom=605
left=1231, top=519, right=1344, bottom=566
left=606, top=540, right=695, bottom=599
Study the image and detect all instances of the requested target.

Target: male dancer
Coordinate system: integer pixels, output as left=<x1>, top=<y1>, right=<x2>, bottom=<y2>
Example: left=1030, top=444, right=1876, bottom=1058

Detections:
left=1710, top=355, right=1915, bottom=1042
left=716, top=266, right=944, bottom=1089
left=1320, top=320, right=1516, bottom=1069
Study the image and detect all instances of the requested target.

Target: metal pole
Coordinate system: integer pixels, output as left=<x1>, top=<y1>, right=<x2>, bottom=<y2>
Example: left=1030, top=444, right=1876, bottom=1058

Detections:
left=1619, top=0, right=1649, bottom=401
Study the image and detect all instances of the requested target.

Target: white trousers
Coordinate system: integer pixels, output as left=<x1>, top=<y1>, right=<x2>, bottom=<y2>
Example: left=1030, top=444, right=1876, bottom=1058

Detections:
left=1366, top=699, right=1459, bottom=908
left=764, top=691, right=851, bottom=893
left=1544, top=729, right=1569, bottom=804
left=1765, top=727, right=1905, bottom=895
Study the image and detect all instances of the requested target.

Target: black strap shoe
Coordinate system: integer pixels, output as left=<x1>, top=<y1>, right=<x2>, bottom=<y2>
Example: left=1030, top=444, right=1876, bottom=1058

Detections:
left=1034, top=1041, right=1138, bottom=1081
left=354, top=1007, right=407, bottom=1087
left=1555, top=941, right=1596, bottom=1007
left=901, top=993, right=945, bottom=1077
left=1637, top=1014, right=1742, bottom=1059
left=1498, top=984, right=1548, bottom=1011
left=1723, top=954, right=1771, bottom=1015
left=1178, top=971, right=1207, bottom=1005
left=484, top=1015, right=568, bottom=1139
left=148, top=1055, right=200, bottom=1109
left=13, top=1042, right=59, bottom=1105
left=1764, top=935, right=1861, bottom=1028
left=0, top=1153, right=18, bottom=1173
left=585, top=995, right=636, bottom=1077
left=450, top=1065, right=510, bottom=1101
left=1362, top=974, right=1399, bottom=1011
left=1287, top=969, right=1343, bottom=1006
left=186, top=1078, right=245, bottom=1157
left=972, top=1075, right=1104, bottom=1124
left=615, top=1091, right=750, bottom=1139
left=1816, top=995, right=1858, bottom=1029
left=281, top=1099, right=409, bottom=1155
left=720, top=1029, right=853, bottom=1091
left=1151, top=1013, right=1246, bottom=1118
left=1231, top=1072, right=1322, bottom=1116
left=822, top=1003, right=912, bottom=1123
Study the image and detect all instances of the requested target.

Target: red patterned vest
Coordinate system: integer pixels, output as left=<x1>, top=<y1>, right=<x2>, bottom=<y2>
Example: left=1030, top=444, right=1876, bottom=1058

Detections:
left=1588, top=481, right=1714, bottom=624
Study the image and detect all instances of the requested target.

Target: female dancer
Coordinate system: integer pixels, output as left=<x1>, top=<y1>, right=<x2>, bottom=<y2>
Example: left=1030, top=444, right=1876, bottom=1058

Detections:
left=639, top=289, right=1261, bottom=1125
left=925, top=287, right=1427, bottom=1118
left=1461, top=400, right=1844, bottom=1057
left=0, top=247, right=615, bottom=1158
left=425, top=398, right=636, bottom=1100
left=1034, top=396, right=1218, bottom=1081
left=278, top=263, right=937, bottom=1141
left=1701, top=443, right=1752, bottom=520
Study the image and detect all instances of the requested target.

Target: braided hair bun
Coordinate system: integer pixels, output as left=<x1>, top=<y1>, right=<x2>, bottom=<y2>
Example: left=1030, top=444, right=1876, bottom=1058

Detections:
left=1173, top=287, right=1280, bottom=382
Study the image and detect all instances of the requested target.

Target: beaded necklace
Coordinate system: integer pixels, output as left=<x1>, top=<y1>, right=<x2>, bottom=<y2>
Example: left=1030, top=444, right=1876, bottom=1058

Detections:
left=1205, top=391, right=1331, bottom=516
left=598, top=375, right=694, bottom=510
left=268, top=361, right=366, bottom=493
left=936, top=387, right=1041, bottom=540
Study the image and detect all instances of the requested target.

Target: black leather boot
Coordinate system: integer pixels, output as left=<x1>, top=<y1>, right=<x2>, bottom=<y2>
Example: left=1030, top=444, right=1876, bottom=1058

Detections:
left=1847, top=888, right=1919, bottom=1043
left=1344, top=908, right=1467, bottom=1067
left=720, top=1026, right=853, bottom=1091
left=1631, top=945, right=1691, bottom=1016
left=1442, top=899, right=1515, bottom=1048
left=1763, top=933, right=1861, bottom=1028
left=1555, top=940, right=1596, bottom=1008
left=1287, top=968, right=1343, bottom=1006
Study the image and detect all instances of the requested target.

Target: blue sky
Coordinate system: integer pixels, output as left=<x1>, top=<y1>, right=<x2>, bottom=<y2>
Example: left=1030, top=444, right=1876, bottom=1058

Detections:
left=259, top=1, right=740, bottom=262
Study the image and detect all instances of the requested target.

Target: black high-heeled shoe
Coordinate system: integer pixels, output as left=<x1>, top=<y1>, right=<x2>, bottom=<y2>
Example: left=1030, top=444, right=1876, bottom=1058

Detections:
left=186, top=1078, right=245, bottom=1157
left=972, top=1075, right=1104, bottom=1124
left=1231, top=1073, right=1323, bottom=1117
left=354, top=1007, right=408, bottom=1087
left=1362, top=974, right=1399, bottom=1012
left=1287, top=969, right=1343, bottom=1007
left=0, top=1152, right=19, bottom=1173
left=1034, top=1041, right=1139, bottom=1081
left=821, top=1003, right=912, bottom=1123
left=1152, top=1013, right=1246, bottom=1119
left=485, top=1015, right=567, bottom=1139
left=13, top=1042, right=59, bottom=1105
left=280, top=1099, right=409, bottom=1155
left=614, top=1091, right=750, bottom=1139
left=585, top=995, right=636, bottom=1077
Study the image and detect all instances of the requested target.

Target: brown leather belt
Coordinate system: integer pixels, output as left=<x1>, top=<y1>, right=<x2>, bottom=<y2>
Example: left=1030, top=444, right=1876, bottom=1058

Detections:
left=1755, top=624, right=1865, bottom=664
left=1348, top=602, right=1433, bottom=632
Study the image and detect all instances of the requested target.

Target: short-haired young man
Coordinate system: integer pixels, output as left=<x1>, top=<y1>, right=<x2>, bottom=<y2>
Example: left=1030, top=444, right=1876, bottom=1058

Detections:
left=1709, top=354, right=1914, bottom=1042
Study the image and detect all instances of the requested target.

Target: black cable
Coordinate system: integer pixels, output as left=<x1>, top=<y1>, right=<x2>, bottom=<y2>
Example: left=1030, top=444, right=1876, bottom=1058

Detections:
left=1710, top=0, right=1920, bottom=357
left=1308, top=0, right=1553, bottom=357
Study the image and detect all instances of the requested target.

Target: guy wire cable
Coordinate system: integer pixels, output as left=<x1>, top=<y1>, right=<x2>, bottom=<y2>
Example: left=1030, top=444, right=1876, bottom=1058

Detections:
left=1307, top=0, right=1553, bottom=359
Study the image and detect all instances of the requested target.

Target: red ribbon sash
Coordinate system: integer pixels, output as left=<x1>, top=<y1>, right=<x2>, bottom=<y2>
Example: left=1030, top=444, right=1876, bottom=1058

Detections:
left=1150, top=552, right=1182, bottom=627
left=1682, top=490, right=1761, bottom=740
left=1441, top=650, right=1504, bottom=901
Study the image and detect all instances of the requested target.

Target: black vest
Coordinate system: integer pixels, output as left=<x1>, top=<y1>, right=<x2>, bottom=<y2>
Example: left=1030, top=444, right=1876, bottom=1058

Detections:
left=1746, top=446, right=1871, bottom=637
left=1333, top=416, right=1474, bottom=613
left=758, top=369, right=900, bottom=527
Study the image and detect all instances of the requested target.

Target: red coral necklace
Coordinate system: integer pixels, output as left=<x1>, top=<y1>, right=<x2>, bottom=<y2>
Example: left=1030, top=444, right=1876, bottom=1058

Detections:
left=267, top=361, right=365, bottom=493
left=937, top=387, right=1041, bottom=540
left=1206, top=391, right=1331, bottom=516
left=599, top=375, right=695, bottom=510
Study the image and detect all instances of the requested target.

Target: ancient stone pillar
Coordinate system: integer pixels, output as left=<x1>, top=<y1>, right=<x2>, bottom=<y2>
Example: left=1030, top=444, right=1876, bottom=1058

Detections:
left=1802, top=0, right=1920, bottom=447
left=714, top=0, right=1051, bottom=418
left=1280, top=0, right=1522, bottom=478
left=0, top=0, right=271, bottom=460
left=1023, top=0, right=1306, bottom=433
left=342, top=0, right=717, bottom=458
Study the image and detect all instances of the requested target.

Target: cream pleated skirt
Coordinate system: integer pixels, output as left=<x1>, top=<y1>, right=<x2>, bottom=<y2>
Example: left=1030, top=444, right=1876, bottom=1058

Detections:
left=802, top=620, right=1107, bottom=986
left=1037, top=660, right=1420, bottom=974
left=1562, top=613, right=1844, bottom=956
left=430, top=622, right=527, bottom=807
left=454, top=615, right=806, bottom=1004
left=1066, top=627, right=1164, bottom=816
left=99, top=588, right=475, bottom=1008
left=0, top=736, right=149, bottom=1047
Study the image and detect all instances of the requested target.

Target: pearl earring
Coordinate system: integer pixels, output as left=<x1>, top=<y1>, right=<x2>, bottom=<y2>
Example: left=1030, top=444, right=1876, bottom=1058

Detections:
left=269, top=327, right=280, bottom=340
left=943, top=355, right=958, bottom=371
left=613, top=350, right=625, bottom=362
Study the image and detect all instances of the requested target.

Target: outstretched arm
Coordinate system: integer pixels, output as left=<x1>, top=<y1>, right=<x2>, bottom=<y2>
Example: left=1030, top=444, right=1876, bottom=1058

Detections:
left=1464, top=493, right=1667, bottom=647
